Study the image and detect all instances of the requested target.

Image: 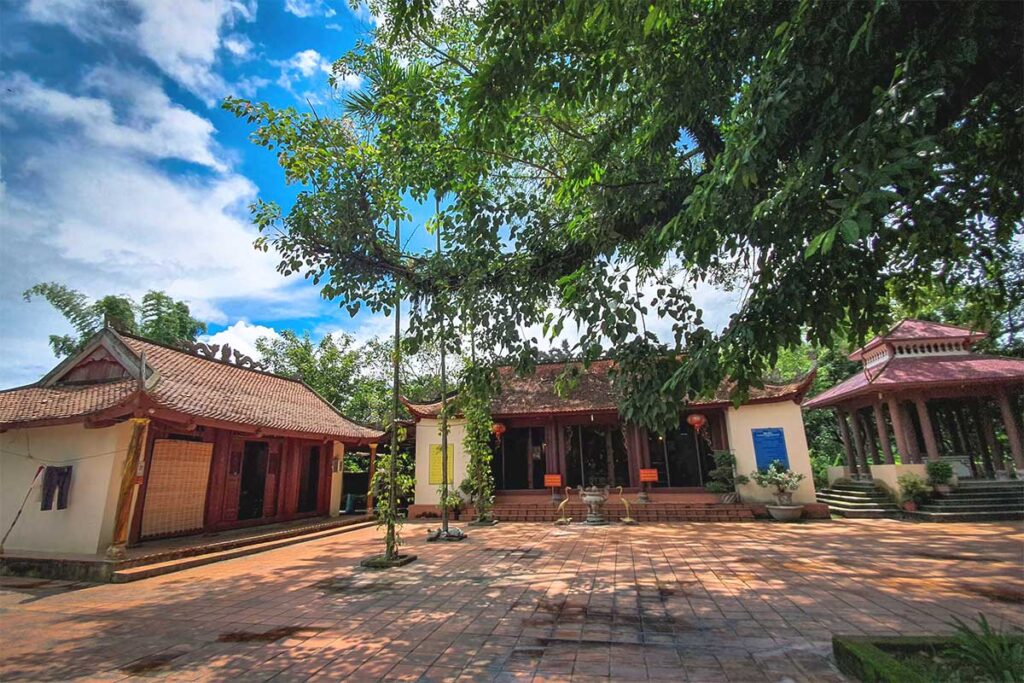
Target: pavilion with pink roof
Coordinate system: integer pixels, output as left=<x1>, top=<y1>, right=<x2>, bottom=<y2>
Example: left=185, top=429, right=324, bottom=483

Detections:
left=804, top=319, right=1024, bottom=479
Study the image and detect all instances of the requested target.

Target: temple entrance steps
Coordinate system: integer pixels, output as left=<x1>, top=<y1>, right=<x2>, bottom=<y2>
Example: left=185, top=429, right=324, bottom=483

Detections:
left=815, top=481, right=900, bottom=519
left=465, top=502, right=756, bottom=523
left=909, top=479, right=1024, bottom=522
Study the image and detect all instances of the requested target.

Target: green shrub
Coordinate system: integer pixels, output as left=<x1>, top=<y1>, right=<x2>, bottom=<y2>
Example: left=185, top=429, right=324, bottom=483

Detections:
left=897, top=473, right=931, bottom=504
left=705, top=450, right=749, bottom=494
left=750, top=460, right=805, bottom=504
left=948, top=614, right=1024, bottom=682
left=926, top=460, right=954, bottom=486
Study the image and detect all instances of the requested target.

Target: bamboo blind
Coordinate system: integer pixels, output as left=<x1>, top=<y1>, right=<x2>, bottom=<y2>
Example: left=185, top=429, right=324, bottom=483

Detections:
left=141, top=439, right=213, bottom=538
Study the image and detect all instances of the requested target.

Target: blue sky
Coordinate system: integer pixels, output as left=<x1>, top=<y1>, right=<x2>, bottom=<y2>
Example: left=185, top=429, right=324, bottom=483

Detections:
left=0, top=0, right=447, bottom=386
left=0, top=0, right=740, bottom=388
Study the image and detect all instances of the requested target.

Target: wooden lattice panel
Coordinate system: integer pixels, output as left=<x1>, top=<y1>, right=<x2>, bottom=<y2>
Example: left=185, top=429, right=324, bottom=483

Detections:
left=141, top=439, right=213, bottom=538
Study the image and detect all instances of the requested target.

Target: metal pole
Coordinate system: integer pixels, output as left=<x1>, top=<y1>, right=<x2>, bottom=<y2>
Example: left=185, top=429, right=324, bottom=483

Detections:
left=386, top=218, right=401, bottom=559
left=437, top=196, right=449, bottom=535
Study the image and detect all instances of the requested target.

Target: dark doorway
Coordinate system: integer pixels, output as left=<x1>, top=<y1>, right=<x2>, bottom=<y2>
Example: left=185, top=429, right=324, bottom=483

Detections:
left=647, top=420, right=714, bottom=487
left=298, top=445, right=321, bottom=513
left=492, top=427, right=549, bottom=490
left=564, top=425, right=629, bottom=488
left=238, top=441, right=268, bottom=520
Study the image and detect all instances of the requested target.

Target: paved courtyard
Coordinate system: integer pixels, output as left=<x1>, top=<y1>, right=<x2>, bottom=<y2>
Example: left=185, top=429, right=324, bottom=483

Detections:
left=1, top=519, right=1022, bottom=682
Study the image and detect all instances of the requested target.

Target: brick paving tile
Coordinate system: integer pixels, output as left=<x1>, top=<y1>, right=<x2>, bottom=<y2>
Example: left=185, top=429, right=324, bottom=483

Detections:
left=2, top=519, right=1022, bottom=682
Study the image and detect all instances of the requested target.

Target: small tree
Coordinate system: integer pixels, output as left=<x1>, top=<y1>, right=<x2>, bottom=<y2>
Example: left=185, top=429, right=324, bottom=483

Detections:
left=705, top=450, right=750, bottom=502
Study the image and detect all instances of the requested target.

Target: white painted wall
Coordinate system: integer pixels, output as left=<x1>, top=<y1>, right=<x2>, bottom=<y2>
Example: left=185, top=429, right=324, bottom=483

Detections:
left=413, top=418, right=469, bottom=506
left=726, top=402, right=818, bottom=504
left=0, top=421, right=133, bottom=555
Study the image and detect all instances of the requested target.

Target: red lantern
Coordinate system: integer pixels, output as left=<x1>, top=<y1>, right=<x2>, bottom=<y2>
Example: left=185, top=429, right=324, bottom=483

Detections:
left=686, top=413, right=708, bottom=431
left=491, top=423, right=507, bottom=440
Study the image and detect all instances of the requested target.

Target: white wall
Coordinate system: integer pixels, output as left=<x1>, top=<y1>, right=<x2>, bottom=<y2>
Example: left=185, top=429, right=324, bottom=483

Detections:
left=413, top=418, right=469, bottom=506
left=726, top=402, right=817, bottom=505
left=1, top=421, right=133, bottom=555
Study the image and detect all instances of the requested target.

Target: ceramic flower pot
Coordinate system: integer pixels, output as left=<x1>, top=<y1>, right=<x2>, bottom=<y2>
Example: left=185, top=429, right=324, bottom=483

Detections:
left=766, top=505, right=804, bottom=521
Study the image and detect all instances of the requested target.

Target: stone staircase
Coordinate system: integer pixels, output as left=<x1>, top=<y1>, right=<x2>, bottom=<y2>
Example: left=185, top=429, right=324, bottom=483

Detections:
left=463, top=502, right=755, bottom=523
left=816, top=480, right=900, bottom=519
left=909, top=480, right=1024, bottom=522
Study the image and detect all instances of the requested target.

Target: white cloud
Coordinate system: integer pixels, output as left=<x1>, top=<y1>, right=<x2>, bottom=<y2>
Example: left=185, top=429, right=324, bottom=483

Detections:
left=348, top=2, right=381, bottom=25
left=275, top=49, right=363, bottom=99
left=23, top=0, right=258, bottom=104
left=223, top=33, right=255, bottom=58
left=200, top=321, right=280, bottom=359
left=2, top=69, right=228, bottom=171
left=284, top=0, right=337, bottom=19
left=0, top=68, right=321, bottom=387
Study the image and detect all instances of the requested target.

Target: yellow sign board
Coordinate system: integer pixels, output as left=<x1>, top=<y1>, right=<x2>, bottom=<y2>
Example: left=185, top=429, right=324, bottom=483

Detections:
left=428, top=444, right=455, bottom=485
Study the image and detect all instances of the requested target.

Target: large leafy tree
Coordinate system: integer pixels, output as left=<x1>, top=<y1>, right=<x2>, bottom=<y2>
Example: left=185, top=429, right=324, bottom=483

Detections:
left=255, top=330, right=457, bottom=427
left=226, top=0, right=1022, bottom=433
left=24, top=283, right=206, bottom=357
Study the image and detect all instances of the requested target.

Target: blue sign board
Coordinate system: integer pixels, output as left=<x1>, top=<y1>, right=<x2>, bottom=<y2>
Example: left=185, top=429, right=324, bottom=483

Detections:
left=752, top=428, right=789, bottom=470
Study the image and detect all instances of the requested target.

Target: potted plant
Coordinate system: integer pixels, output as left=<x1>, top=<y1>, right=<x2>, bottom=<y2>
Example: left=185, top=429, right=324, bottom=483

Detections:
left=897, top=472, right=930, bottom=512
left=705, top=450, right=750, bottom=503
left=750, top=460, right=806, bottom=521
left=926, top=460, right=954, bottom=495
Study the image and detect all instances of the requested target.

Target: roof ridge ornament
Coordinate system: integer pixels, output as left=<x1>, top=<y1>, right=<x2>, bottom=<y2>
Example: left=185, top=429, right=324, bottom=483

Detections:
left=179, top=341, right=268, bottom=372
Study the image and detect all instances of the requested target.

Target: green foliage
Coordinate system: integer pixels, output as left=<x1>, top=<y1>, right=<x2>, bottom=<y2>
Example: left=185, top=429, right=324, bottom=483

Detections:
left=704, top=450, right=749, bottom=495
left=24, top=282, right=204, bottom=357
left=139, top=291, right=207, bottom=346
left=228, top=0, right=1022, bottom=430
left=255, top=331, right=453, bottom=427
left=947, top=614, right=1024, bottom=683
left=460, top=361, right=497, bottom=521
left=897, top=473, right=930, bottom=504
left=926, top=460, right=953, bottom=486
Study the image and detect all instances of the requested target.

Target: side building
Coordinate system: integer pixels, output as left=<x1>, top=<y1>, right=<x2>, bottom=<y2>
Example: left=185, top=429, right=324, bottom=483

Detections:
left=403, top=360, right=819, bottom=517
left=0, top=329, right=381, bottom=559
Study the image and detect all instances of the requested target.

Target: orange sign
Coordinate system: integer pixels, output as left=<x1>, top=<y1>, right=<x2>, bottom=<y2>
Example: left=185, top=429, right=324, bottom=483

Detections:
left=544, top=474, right=562, bottom=488
left=639, top=468, right=659, bottom=483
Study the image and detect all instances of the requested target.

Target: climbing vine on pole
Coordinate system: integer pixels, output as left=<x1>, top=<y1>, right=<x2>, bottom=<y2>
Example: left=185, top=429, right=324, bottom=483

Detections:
left=460, top=362, right=497, bottom=522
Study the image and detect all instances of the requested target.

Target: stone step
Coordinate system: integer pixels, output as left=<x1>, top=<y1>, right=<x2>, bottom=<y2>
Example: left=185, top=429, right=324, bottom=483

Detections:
left=918, top=502, right=1024, bottom=512
left=936, top=492, right=1024, bottom=502
left=111, top=520, right=377, bottom=583
left=828, top=508, right=895, bottom=519
left=907, top=510, right=1024, bottom=523
left=818, top=490, right=894, bottom=503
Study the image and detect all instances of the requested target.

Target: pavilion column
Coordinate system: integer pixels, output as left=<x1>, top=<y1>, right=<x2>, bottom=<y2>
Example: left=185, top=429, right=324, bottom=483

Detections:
left=366, top=443, right=378, bottom=514
left=887, top=398, right=910, bottom=463
left=105, top=417, right=150, bottom=559
left=862, top=412, right=881, bottom=466
left=836, top=409, right=858, bottom=478
left=980, top=400, right=1007, bottom=474
left=996, top=389, right=1024, bottom=470
left=902, top=403, right=923, bottom=463
left=848, top=409, right=869, bottom=476
left=913, top=396, right=941, bottom=462
left=873, top=402, right=894, bottom=464
left=969, top=400, right=994, bottom=477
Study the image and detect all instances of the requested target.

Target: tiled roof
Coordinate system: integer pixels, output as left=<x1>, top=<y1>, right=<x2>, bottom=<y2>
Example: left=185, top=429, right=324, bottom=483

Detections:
left=803, top=354, right=1024, bottom=409
left=122, top=336, right=381, bottom=441
left=0, top=380, right=136, bottom=425
left=849, top=319, right=987, bottom=360
left=404, top=360, right=814, bottom=419
left=0, top=332, right=382, bottom=442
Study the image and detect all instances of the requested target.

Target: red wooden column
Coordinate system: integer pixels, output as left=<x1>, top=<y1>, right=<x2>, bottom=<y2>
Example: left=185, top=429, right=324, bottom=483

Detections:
left=996, top=389, right=1024, bottom=470
left=847, top=408, right=869, bottom=476
left=836, top=408, right=858, bottom=477
left=872, top=402, right=894, bottom=464
left=861, top=412, right=881, bottom=465
left=887, top=398, right=911, bottom=463
left=366, top=443, right=378, bottom=514
left=913, top=396, right=941, bottom=462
